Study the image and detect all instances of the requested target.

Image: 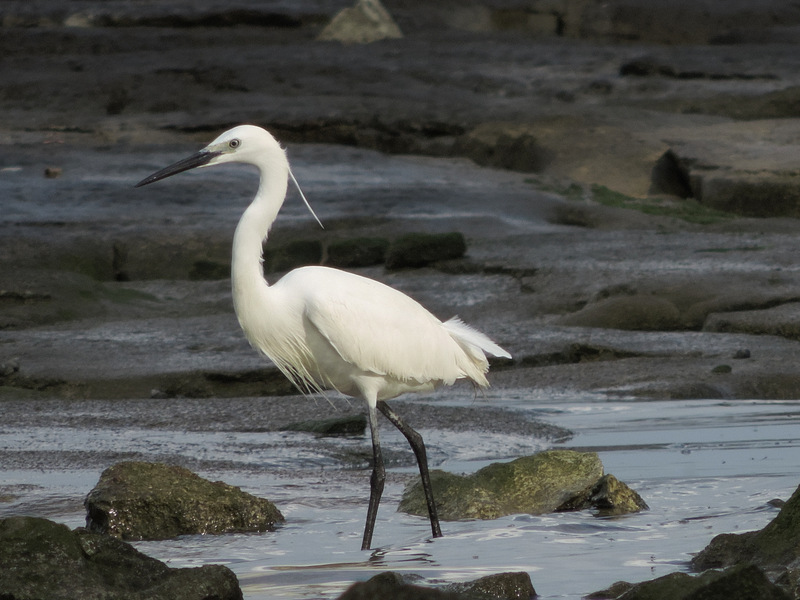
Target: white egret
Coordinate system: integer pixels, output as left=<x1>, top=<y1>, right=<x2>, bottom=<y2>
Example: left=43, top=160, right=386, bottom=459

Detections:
left=135, top=125, right=511, bottom=550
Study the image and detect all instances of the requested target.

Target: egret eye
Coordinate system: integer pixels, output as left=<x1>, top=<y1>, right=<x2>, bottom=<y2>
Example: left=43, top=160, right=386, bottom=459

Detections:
left=229, top=139, right=241, bottom=149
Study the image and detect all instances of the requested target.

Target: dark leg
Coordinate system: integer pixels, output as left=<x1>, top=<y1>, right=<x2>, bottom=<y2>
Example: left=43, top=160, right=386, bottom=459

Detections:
left=362, top=402, right=385, bottom=551
left=377, top=400, right=442, bottom=539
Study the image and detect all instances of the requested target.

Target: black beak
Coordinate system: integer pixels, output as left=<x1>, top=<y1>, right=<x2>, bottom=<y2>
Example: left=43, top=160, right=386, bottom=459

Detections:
left=135, top=150, right=222, bottom=188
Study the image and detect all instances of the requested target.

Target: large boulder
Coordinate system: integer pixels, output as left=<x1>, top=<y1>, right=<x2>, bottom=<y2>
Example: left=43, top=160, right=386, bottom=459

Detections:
left=85, top=461, right=284, bottom=540
left=0, top=516, right=242, bottom=600
left=692, top=483, right=800, bottom=581
left=400, top=450, right=619, bottom=520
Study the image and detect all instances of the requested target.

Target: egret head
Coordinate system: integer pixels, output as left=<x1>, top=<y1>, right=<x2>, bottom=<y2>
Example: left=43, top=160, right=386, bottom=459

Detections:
left=134, top=125, right=284, bottom=188
left=134, top=125, right=323, bottom=227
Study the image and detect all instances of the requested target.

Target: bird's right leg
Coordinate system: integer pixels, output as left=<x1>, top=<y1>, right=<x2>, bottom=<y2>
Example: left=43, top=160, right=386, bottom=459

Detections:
left=377, top=400, right=442, bottom=539
left=361, top=402, right=385, bottom=551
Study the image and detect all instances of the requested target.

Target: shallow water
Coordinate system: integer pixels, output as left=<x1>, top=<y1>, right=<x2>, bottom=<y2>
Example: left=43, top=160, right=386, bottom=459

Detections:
left=1, top=391, right=797, bottom=599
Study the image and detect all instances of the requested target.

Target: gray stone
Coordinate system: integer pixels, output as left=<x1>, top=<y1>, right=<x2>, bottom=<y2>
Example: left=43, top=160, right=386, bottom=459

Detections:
left=317, top=0, right=402, bottom=44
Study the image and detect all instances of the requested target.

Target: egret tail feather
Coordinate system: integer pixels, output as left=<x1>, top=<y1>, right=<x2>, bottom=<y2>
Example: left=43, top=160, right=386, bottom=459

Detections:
left=443, top=317, right=511, bottom=360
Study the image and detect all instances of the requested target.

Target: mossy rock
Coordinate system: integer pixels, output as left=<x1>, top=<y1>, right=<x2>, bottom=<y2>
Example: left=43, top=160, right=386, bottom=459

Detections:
left=0, top=516, right=242, bottom=600
left=281, top=414, right=367, bottom=436
left=698, top=175, right=800, bottom=218
left=444, top=571, right=536, bottom=599
left=591, top=564, right=790, bottom=600
left=692, top=482, right=800, bottom=571
left=338, top=570, right=536, bottom=600
left=326, top=237, right=389, bottom=268
left=189, top=259, right=230, bottom=280
left=385, top=232, right=466, bottom=270
left=85, top=461, right=284, bottom=541
left=399, top=450, right=603, bottom=520
left=263, top=239, right=322, bottom=272
left=558, top=474, right=649, bottom=516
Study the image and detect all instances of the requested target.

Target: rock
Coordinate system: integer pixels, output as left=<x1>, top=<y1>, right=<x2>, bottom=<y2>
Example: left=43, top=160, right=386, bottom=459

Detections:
left=337, top=571, right=460, bottom=600
left=692, top=483, right=800, bottom=573
left=558, top=474, right=649, bottom=516
left=444, top=571, right=536, bottom=599
left=337, top=570, right=536, bottom=600
left=0, top=358, right=20, bottom=377
left=649, top=150, right=692, bottom=198
left=589, top=564, right=791, bottom=600
left=560, top=295, right=682, bottom=331
left=399, top=450, right=604, bottom=520
left=696, top=175, right=800, bottom=218
left=84, top=461, right=284, bottom=540
left=189, top=258, right=230, bottom=280
left=657, top=120, right=800, bottom=218
left=281, top=414, right=367, bottom=435
left=385, top=232, right=467, bottom=270
left=563, top=2, right=800, bottom=44
left=585, top=580, right=634, bottom=599
left=326, top=237, right=389, bottom=268
left=317, top=0, right=402, bottom=44
left=453, top=126, right=552, bottom=173
left=0, top=516, right=243, bottom=600
left=262, top=239, right=322, bottom=273
left=704, top=303, right=800, bottom=341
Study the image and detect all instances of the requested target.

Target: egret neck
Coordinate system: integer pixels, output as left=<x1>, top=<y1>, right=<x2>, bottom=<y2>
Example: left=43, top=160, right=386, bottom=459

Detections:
left=231, top=160, right=288, bottom=314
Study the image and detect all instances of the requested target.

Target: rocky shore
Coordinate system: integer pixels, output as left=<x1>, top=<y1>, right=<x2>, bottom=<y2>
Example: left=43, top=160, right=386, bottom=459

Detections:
left=2, top=0, right=800, bottom=598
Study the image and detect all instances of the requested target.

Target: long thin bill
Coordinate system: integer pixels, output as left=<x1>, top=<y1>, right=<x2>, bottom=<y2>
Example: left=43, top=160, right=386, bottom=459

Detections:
left=135, top=150, right=222, bottom=188
left=289, top=167, right=324, bottom=229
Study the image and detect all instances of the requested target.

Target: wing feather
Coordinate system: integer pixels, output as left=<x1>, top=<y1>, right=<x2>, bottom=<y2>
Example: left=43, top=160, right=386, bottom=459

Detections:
left=273, top=266, right=508, bottom=391
left=280, top=268, right=464, bottom=384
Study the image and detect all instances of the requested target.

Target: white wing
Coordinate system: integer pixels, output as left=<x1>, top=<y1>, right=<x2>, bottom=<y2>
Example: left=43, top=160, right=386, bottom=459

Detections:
left=278, top=266, right=501, bottom=388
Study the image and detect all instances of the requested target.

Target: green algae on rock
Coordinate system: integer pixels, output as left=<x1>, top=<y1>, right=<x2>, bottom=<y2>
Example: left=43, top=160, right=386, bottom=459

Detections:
left=85, top=461, right=284, bottom=541
left=0, top=516, right=243, bottom=600
left=399, top=450, right=604, bottom=521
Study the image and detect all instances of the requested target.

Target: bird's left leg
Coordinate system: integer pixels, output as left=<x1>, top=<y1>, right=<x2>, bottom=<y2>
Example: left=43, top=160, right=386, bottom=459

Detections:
left=362, top=402, right=385, bottom=551
left=377, top=400, right=442, bottom=539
